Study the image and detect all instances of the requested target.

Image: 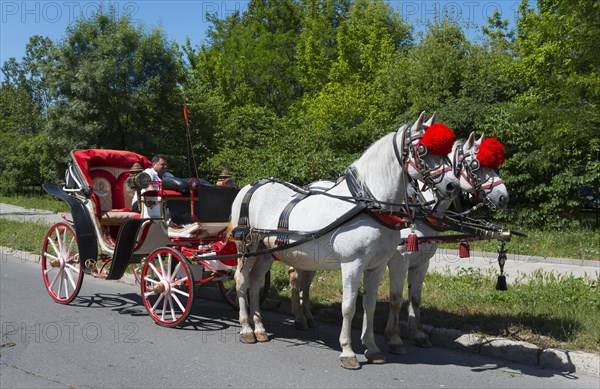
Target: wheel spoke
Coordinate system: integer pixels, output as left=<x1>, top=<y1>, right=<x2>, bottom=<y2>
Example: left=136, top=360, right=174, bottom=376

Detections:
left=167, top=295, right=176, bottom=321
left=170, top=263, right=182, bottom=281
left=158, top=254, right=166, bottom=279
left=167, top=254, right=172, bottom=280
left=151, top=293, right=164, bottom=311
left=67, top=236, right=76, bottom=256
left=143, top=276, right=160, bottom=285
left=161, top=295, right=168, bottom=321
left=49, top=268, right=60, bottom=289
left=47, top=237, right=60, bottom=259
left=171, top=276, right=188, bottom=287
left=58, top=228, right=67, bottom=256
left=149, top=262, right=162, bottom=280
left=63, top=270, right=70, bottom=297
left=65, top=267, right=77, bottom=290
left=171, top=292, right=186, bottom=312
left=171, top=287, right=189, bottom=298
left=57, top=269, right=64, bottom=299
left=44, top=252, right=59, bottom=261
left=65, top=263, right=79, bottom=272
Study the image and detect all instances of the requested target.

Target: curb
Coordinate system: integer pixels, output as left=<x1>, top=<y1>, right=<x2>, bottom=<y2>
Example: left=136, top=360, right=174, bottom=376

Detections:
left=3, top=246, right=599, bottom=378
left=433, top=248, right=600, bottom=268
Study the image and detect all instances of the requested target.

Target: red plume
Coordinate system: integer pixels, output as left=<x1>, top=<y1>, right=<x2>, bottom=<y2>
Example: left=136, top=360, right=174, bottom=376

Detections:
left=477, top=138, right=505, bottom=169
left=421, top=123, right=455, bottom=155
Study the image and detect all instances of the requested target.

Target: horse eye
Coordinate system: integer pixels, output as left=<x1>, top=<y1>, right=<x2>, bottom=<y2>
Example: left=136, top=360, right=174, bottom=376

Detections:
left=470, top=159, right=480, bottom=171
left=417, top=144, right=427, bottom=155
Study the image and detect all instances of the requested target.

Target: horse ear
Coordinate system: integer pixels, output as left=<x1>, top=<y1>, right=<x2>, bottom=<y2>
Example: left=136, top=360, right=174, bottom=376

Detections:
left=464, top=131, right=476, bottom=151
left=424, top=112, right=436, bottom=128
left=475, top=133, right=485, bottom=148
left=410, top=111, right=426, bottom=134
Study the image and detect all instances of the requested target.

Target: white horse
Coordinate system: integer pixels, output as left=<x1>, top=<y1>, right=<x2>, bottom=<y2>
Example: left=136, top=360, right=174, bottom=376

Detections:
left=230, top=112, right=460, bottom=369
left=384, top=132, right=509, bottom=354
left=288, top=132, right=509, bottom=355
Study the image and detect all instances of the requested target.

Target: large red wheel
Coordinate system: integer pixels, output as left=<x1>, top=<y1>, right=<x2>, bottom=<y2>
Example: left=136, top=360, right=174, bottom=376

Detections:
left=41, top=223, right=84, bottom=304
left=217, top=270, right=270, bottom=310
left=141, top=247, right=194, bottom=327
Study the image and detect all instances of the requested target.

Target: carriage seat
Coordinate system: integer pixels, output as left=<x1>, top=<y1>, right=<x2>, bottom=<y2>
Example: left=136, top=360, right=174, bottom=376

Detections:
left=90, top=169, right=140, bottom=226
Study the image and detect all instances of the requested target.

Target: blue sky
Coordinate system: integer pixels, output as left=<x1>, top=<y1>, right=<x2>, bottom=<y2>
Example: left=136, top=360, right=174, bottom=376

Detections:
left=1, top=1, right=520, bottom=73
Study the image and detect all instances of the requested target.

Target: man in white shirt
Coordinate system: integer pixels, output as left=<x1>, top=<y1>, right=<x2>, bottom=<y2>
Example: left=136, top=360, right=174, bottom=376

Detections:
left=131, top=155, right=168, bottom=212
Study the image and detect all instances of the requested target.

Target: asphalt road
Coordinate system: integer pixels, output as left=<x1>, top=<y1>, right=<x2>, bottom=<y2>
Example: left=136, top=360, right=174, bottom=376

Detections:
left=1, top=253, right=598, bottom=388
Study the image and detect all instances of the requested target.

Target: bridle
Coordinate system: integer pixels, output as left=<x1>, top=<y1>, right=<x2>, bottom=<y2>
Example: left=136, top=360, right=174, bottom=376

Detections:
left=452, top=141, right=505, bottom=212
left=393, top=126, right=453, bottom=201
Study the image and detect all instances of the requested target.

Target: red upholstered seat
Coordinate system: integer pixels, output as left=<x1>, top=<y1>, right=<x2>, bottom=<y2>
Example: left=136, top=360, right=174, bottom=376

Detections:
left=71, top=149, right=152, bottom=224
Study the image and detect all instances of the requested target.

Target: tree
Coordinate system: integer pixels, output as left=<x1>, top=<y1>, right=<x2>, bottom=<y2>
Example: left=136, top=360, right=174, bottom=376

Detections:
left=491, top=0, right=600, bottom=226
left=0, top=36, right=54, bottom=193
left=45, top=7, right=183, bottom=176
left=190, top=0, right=302, bottom=117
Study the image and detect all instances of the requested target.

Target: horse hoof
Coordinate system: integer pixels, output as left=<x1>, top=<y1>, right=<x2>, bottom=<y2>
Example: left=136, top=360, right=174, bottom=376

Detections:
left=240, top=333, right=257, bottom=344
left=366, top=352, right=386, bottom=364
left=415, top=338, right=432, bottom=348
left=340, top=356, right=361, bottom=370
left=388, top=344, right=408, bottom=355
left=255, top=331, right=270, bottom=342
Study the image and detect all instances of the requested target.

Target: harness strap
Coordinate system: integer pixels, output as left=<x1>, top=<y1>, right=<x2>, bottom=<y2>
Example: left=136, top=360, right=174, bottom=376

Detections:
left=225, top=202, right=369, bottom=259
left=276, top=193, right=309, bottom=246
left=369, top=212, right=410, bottom=230
left=345, top=166, right=374, bottom=202
left=234, top=178, right=272, bottom=239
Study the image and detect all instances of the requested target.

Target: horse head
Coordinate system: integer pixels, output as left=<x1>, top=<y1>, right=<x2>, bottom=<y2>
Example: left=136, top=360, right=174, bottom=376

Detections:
left=401, top=112, right=460, bottom=200
left=454, top=132, right=509, bottom=211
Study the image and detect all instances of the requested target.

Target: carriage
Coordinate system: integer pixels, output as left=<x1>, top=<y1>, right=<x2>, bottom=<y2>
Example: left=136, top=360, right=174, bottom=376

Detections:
left=41, top=148, right=269, bottom=327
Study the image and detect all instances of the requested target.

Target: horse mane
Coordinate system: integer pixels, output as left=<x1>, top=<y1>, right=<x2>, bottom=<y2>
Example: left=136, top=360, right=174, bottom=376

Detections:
left=351, top=125, right=407, bottom=203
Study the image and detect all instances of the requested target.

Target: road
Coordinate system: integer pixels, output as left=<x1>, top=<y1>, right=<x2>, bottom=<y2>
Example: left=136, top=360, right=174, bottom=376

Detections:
left=1, top=252, right=597, bottom=388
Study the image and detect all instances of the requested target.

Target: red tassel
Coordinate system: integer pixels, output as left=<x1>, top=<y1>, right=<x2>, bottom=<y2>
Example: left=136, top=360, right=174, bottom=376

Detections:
left=406, top=228, right=419, bottom=252
left=459, top=242, right=470, bottom=258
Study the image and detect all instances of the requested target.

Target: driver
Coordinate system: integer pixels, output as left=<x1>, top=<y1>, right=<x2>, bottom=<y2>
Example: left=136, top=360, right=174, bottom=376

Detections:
left=131, top=154, right=170, bottom=213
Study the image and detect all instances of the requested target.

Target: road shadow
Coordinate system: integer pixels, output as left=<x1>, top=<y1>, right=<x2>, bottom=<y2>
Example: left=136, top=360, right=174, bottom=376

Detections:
left=69, top=290, right=585, bottom=380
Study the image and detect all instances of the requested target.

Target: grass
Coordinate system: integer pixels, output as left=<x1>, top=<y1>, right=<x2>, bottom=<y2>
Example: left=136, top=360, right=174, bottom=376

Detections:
left=1, top=197, right=599, bottom=354
left=268, top=261, right=600, bottom=354
left=448, top=229, right=600, bottom=261
left=0, top=195, right=70, bottom=213
left=420, top=269, right=599, bottom=353
left=0, top=218, right=50, bottom=253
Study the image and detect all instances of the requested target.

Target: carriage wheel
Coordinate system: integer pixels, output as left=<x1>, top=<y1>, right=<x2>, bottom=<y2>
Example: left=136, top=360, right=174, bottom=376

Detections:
left=41, top=223, right=84, bottom=304
left=217, top=270, right=271, bottom=310
left=141, top=247, right=194, bottom=327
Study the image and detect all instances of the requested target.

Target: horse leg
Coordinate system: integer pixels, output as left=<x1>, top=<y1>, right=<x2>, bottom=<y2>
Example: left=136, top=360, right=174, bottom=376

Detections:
left=385, top=249, right=409, bottom=355
left=248, top=254, right=274, bottom=342
left=235, top=255, right=257, bottom=344
left=339, top=261, right=363, bottom=370
left=361, top=265, right=387, bottom=364
left=300, top=270, right=317, bottom=328
left=408, top=255, right=432, bottom=348
left=289, top=267, right=309, bottom=330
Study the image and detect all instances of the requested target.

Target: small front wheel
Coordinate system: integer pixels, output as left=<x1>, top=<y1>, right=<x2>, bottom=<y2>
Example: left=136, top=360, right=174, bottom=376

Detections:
left=41, top=223, right=84, bottom=304
left=141, top=247, right=194, bottom=327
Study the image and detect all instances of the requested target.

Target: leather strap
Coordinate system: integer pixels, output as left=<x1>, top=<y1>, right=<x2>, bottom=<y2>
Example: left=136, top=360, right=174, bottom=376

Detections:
left=275, top=193, right=309, bottom=246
